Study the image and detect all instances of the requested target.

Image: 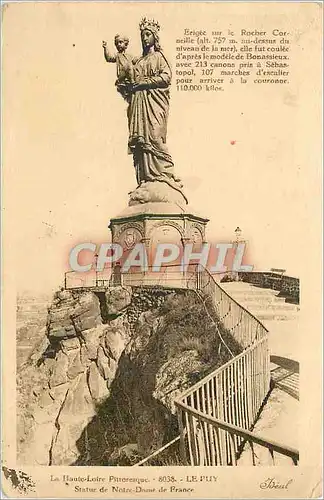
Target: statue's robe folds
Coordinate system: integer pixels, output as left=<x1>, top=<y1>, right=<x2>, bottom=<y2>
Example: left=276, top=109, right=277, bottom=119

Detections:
left=127, top=51, right=184, bottom=196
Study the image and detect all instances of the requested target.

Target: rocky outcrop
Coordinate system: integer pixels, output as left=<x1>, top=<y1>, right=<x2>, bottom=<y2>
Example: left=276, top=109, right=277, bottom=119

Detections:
left=72, top=292, right=241, bottom=466
left=16, top=292, right=51, bottom=368
left=17, top=287, right=132, bottom=466
left=17, top=286, right=239, bottom=466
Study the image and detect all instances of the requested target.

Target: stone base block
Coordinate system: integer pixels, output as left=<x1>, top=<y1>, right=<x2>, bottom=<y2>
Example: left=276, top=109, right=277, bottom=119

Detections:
left=108, top=202, right=209, bottom=268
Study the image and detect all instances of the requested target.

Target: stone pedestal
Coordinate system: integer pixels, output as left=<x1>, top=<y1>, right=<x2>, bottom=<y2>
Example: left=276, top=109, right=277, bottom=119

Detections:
left=108, top=202, right=209, bottom=269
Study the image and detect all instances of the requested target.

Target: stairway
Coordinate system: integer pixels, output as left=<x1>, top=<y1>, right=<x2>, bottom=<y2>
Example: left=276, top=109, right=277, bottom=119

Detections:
left=220, top=282, right=299, bottom=320
left=221, top=282, right=300, bottom=361
left=220, top=281, right=300, bottom=465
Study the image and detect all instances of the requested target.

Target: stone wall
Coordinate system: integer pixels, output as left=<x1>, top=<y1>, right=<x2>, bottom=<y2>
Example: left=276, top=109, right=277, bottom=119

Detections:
left=238, top=272, right=300, bottom=303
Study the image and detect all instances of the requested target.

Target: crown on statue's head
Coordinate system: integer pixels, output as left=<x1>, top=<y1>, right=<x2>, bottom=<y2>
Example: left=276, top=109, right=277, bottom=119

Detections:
left=139, top=17, right=160, bottom=34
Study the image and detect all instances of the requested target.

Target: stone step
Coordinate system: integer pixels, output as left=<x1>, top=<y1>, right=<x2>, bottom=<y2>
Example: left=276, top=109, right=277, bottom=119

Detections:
left=231, top=296, right=287, bottom=305
left=223, top=289, right=280, bottom=298
left=221, top=287, right=281, bottom=298
left=219, top=281, right=300, bottom=321
left=239, top=303, right=297, bottom=312
left=221, top=283, right=278, bottom=294
left=254, top=312, right=298, bottom=321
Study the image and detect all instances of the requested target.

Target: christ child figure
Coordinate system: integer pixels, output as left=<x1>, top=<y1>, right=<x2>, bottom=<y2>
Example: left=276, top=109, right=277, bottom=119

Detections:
left=102, top=35, right=137, bottom=101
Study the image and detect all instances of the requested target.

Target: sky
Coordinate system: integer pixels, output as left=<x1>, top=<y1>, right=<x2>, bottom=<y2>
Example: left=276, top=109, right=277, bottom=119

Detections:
left=2, top=2, right=321, bottom=294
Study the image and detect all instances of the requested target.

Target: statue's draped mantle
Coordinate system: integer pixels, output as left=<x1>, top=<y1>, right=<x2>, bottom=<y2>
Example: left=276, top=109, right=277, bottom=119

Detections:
left=127, top=51, right=185, bottom=198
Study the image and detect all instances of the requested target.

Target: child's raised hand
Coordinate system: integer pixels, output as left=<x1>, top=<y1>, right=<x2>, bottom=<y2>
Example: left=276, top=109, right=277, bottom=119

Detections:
left=102, top=40, right=107, bottom=48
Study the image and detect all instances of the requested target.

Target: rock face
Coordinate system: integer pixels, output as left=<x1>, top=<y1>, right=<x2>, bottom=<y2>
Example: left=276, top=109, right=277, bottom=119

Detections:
left=17, top=288, right=131, bottom=466
left=16, top=292, right=51, bottom=368
left=17, top=286, right=238, bottom=466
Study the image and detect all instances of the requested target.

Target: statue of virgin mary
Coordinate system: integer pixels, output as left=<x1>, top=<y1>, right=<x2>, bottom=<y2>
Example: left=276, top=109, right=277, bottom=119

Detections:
left=126, top=18, right=188, bottom=206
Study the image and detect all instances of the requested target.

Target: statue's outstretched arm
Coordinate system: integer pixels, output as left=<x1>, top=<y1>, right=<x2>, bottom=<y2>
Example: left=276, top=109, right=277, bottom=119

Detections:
left=104, top=52, right=117, bottom=63
left=102, top=42, right=116, bottom=63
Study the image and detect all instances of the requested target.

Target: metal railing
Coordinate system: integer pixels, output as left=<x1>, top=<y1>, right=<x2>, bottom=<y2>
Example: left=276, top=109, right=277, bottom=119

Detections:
left=173, top=267, right=296, bottom=466
left=175, top=335, right=271, bottom=466
left=64, top=270, right=111, bottom=289
left=196, top=267, right=268, bottom=349
left=175, top=402, right=299, bottom=466
left=133, top=436, right=182, bottom=467
left=64, top=263, right=297, bottom=466
left=64, top=264, right=202, bottom=291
